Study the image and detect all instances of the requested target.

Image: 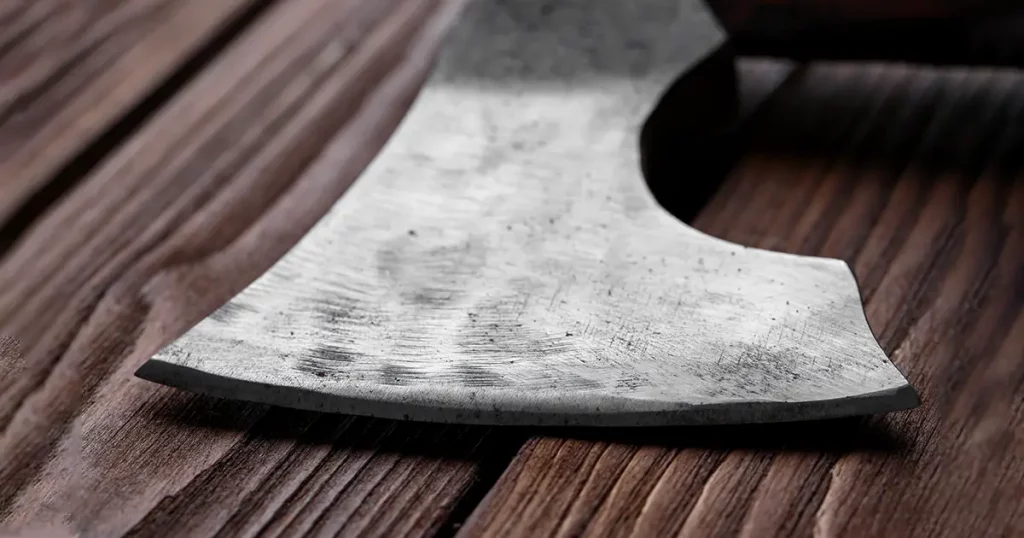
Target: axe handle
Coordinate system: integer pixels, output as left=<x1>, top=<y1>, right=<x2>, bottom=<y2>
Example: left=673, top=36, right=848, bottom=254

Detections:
left=707, top=0, right=1018, bottom=26
left=706, top=0, right=1024, bottom=67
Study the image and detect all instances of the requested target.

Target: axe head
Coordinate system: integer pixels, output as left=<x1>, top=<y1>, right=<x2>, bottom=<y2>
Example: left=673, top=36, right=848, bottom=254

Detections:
left=136, top=0, right=919, bottom=426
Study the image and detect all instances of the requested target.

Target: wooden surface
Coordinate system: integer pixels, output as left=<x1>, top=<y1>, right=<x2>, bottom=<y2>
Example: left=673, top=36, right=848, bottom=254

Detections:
left=1, top=1, right=1021, bottom=536
left=0, top=0, right=265, bottom=229
left=0, top=1, right=512, bottom=536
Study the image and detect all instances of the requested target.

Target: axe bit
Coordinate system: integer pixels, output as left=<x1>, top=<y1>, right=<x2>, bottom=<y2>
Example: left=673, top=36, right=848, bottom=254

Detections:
left=137, top=0, right=920, bottom=426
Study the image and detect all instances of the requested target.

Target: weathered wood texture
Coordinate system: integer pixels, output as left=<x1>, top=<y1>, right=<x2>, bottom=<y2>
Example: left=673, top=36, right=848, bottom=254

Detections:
left=0, top=0, right=521, bottom=536
left=0, top=0, right=267, bottom=228
left=459, top=63, right=1024, bottom=537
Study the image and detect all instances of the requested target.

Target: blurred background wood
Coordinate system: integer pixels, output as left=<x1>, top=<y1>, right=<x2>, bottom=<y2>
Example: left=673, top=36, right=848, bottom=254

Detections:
left=0, top=0, right=269, bottom=231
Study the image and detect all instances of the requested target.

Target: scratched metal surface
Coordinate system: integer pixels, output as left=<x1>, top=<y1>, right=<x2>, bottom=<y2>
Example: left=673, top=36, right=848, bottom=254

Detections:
left=137, top=0, right=918, bottom=426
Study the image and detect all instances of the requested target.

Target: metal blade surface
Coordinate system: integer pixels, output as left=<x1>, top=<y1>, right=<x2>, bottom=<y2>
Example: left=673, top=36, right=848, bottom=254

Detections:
left=137, top=0, right=919, bottom=426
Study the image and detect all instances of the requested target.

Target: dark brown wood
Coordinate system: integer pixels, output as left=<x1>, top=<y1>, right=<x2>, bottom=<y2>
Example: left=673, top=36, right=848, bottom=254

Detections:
left=458, top=63, right=1024, bottom=537
left=0, top=1, right=519, bottom=536
left=0, top=0, right=266, bottom=228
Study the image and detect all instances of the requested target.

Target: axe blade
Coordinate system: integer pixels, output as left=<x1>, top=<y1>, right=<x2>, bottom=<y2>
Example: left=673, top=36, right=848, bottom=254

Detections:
left=136, top=0, right=919, bottom=426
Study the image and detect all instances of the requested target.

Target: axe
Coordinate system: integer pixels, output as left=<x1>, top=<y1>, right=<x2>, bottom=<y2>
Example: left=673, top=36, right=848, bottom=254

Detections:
left=135, top=0, right=1012, bottom=427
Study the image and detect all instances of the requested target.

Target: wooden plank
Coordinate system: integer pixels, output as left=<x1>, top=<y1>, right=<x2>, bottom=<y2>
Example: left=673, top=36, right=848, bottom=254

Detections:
left=0, top=0, right=265, bottom=229
left=0, top=0, right=523, bottom=536
left=458, top=63, right=1024, bottom=537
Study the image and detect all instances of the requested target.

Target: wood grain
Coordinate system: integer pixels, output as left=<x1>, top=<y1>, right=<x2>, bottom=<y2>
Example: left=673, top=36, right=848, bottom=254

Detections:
left=0, top=0, right=520, bottom=536
left=458, top=63, right=1024, bottom=537
left=0, top=0, right=268, bottom=229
